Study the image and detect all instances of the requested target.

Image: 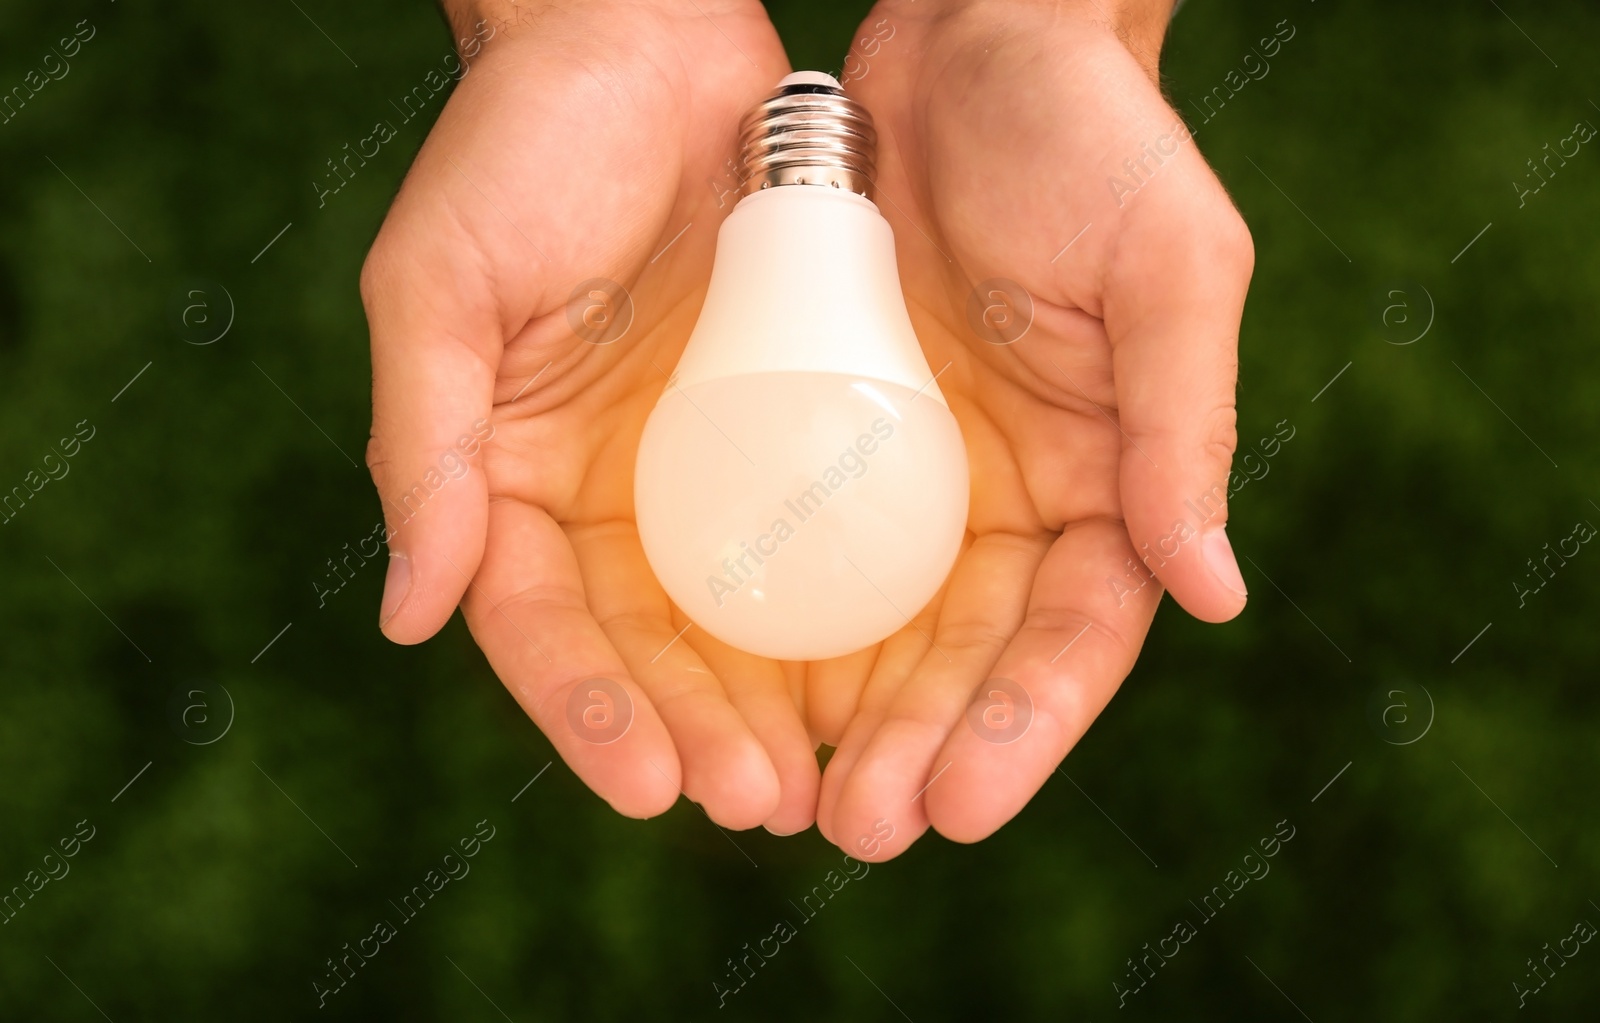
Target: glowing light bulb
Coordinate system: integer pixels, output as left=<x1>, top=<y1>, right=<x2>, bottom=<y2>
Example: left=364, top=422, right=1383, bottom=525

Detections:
left=635, top=72, right=969, bottom=661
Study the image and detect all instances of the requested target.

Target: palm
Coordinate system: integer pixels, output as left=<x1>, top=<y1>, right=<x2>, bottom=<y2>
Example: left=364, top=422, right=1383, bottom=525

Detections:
left=364, top=4, right=821, bottom=831
left=814, top=5, right=1254, bottom=855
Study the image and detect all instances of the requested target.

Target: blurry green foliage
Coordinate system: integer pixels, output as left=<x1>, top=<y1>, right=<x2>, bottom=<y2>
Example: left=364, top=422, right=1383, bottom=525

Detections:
left=1, top=0, right=1598, bottom=1019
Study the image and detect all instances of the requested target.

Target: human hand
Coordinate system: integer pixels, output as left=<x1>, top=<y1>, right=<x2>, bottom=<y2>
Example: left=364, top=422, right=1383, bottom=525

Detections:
left=361, top=0, right=823, bottom=832
left=813, top=0, right=1255, bottom=859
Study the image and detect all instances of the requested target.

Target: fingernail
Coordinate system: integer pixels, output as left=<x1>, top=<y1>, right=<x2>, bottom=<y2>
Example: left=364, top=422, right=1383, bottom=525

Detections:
left=1202, top=527, right=1248, bottom=599
left=379, top=552, right=411, bottom=628
left=764, top=822, right=808, bottom=838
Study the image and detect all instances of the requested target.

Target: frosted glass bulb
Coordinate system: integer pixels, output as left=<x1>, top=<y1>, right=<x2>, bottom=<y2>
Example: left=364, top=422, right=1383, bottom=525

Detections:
left=634, top=73, right=969, bottom=661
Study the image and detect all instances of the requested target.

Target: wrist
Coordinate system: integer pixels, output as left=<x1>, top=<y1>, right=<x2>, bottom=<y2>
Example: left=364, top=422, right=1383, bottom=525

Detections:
left=437, top=0, right=766, bottom=58
left=1085, top=0, right=1178, bottom=66
left=889, top=0, right=1174, bottom=74
left=437, top=0, right=523, bottom=46
left=436, top=0, right=631, bottom=44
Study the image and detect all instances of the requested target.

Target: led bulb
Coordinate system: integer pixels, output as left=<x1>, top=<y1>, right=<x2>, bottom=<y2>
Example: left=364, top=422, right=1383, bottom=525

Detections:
left=634, top=72, right=969, bottom=661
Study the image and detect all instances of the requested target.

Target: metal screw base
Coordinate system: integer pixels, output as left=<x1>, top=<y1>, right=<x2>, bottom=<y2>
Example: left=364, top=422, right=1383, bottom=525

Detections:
left=737, top=74, right=876, bottom=200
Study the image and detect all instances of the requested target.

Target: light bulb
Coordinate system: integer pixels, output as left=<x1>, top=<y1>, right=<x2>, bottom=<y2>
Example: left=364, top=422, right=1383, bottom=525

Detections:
left=634, top=71, right=969, bottom=662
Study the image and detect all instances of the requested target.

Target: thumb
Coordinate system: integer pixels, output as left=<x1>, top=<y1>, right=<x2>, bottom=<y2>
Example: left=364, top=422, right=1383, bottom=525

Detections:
left=1107, top=183, right=1254, bottom=623
left=361, top=220, right=500, bottom=644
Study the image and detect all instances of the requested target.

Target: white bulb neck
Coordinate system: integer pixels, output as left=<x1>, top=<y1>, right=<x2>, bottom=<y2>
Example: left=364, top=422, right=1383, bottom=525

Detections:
left=670, top=186, right=946, bottom=404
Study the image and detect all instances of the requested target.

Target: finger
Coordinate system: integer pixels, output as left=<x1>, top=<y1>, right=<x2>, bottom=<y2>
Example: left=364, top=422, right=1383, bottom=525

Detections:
left=461, top=499, right=679, bottom=818
left=811, top=534, right=969, bottom=847
left=780, top=659, right=807, bottom=720
left=924, top=519, right=1161, bottom=843
left=683, top=629, right=820, bottom=836
left=570, top=521, right=781, bottom=831
left=1106, top=176, right=1254, bottom=624
left=362, top=217, right=500, bottom=645
left=812, top=542, right=968, bottom=848
left=821, top=533, right=1050, bottom=861
left=803, top=644, right=881, bottom=747
left=813, top=610, right=936, bottom=850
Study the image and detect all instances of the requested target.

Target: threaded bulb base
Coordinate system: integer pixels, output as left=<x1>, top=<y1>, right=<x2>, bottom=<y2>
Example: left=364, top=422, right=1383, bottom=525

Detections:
left=737, top=72, right=876, bottom=200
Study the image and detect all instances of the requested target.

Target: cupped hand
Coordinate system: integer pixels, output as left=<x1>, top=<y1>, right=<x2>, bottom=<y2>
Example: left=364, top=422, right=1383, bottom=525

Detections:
left=361, top=0, right=823, bottom=832
left=812, top=0, right=1255, bottom=859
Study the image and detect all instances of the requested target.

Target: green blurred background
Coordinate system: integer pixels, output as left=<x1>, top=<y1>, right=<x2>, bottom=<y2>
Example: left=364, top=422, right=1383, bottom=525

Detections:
left=2, top=0, right=1597, bottom=1018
